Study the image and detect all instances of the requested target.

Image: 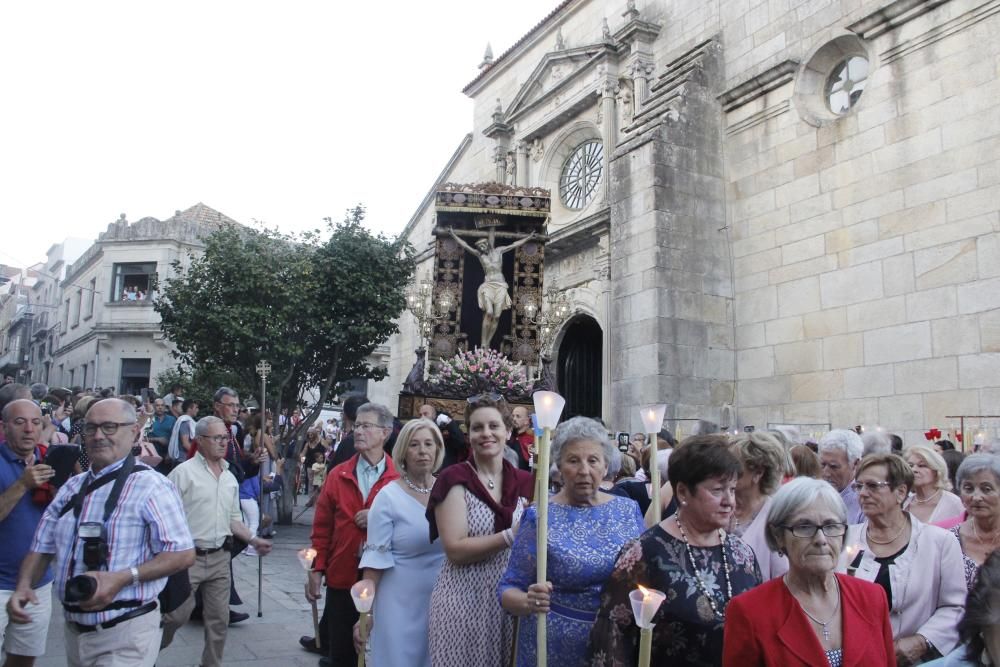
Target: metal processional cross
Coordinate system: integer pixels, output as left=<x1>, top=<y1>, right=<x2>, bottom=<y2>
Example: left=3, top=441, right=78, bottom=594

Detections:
left=255, top=360, right=271, bottom=617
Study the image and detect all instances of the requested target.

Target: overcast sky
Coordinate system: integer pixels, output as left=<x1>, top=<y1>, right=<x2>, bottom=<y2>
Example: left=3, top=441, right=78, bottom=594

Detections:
left=0, top=0, right=555, bottom=269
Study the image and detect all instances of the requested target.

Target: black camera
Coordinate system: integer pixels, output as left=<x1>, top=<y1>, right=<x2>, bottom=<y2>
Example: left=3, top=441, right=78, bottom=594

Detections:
left=79, top=522, right=109, bottom=570
left=64, top=574, right=98, bottom=603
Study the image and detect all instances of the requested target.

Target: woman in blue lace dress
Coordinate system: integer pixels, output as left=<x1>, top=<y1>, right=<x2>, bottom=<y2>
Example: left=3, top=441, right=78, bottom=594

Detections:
left=499, top=417, right=644, bottom=667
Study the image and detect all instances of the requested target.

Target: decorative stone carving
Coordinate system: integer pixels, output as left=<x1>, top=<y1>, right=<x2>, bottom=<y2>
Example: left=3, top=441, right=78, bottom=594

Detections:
left=616, top=82, right=634, bottom=126
left=530, top=138, right=544, bottom=162
left=555, top=27, right=565, bottom=50
left=505, top=152, right=517, bottom=185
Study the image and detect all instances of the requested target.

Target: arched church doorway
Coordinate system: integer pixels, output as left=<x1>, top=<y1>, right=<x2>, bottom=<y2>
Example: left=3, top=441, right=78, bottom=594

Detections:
left=556, top=315, right=602, bottom=419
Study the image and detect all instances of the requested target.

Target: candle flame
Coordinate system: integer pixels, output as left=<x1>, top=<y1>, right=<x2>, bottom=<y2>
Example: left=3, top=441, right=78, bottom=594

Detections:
left=360, top=588, right=370, bottom=599
left=305, top=548, right=316, bottom=559
left=637, top=584, right=651, bottom=598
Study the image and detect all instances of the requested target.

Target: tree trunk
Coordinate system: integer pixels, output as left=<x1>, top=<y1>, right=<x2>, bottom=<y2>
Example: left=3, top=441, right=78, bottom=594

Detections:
left=277, top=350, right=340, bottom=525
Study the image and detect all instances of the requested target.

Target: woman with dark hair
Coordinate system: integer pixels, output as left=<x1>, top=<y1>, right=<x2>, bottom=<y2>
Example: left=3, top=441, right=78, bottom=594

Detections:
left=586, top=435, right=762, bottom=666
left=924, top=551, right=1000, bottom=666
left=426, top=394, right=534, bottom=667
left=845, top=453, right=966, bottom=664
left=790, top=444, right=821, bottom=479
left=934, top=439, right=956, bottom=453
left=941, top=450, right=965, bottom=500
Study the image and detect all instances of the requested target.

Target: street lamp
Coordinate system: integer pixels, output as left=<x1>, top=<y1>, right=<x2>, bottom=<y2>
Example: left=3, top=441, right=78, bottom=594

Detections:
left=405, top=276, right=455, bottom=379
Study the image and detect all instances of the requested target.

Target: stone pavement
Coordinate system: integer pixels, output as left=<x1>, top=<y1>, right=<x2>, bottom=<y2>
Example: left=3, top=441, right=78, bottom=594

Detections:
left=35, top=502, right=324, bottom=667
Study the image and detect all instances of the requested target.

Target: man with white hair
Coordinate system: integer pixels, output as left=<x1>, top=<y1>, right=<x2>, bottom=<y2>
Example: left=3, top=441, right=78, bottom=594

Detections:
left=861, top=429, right=892, bottom=457
left=817, top=429, right=865, bottom=523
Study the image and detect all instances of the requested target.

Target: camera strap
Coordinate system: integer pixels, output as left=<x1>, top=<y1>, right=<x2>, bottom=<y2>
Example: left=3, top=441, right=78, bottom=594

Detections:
left=59, top=455, right=152, bottom=613
left=59, top=454, right=150, bottom=520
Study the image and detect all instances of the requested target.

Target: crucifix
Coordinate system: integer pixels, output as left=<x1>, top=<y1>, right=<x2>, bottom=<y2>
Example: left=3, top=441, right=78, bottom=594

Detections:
left=446, top=227, right=537, bottom=349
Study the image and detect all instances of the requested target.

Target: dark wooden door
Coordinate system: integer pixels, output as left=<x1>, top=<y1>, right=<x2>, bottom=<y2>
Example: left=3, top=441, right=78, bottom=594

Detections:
left=556, top=316, right=602, bottom=419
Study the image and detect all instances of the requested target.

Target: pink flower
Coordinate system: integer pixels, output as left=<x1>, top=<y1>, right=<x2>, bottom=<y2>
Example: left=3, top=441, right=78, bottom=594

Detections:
left=469, top=365, right=478, bottom=372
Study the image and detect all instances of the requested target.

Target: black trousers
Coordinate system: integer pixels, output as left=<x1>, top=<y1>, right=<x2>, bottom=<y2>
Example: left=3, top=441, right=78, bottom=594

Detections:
left=325, top=587, right=358, bottom=666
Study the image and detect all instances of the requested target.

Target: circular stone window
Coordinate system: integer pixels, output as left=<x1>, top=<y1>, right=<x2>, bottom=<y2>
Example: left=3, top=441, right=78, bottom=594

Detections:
left=559, top=139, right=603, bottom=210
left=826, top=56, right=869, bottom=114
left=793, top=34, right=872, bottom=127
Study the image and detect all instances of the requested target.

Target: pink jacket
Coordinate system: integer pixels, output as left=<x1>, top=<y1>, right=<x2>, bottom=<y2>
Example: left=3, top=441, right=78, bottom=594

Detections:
left=840, top=514, right=965, bottom=655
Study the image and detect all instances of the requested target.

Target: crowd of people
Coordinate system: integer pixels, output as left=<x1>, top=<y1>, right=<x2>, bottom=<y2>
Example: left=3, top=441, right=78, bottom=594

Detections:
left=0, top=380, right=274, bottom=667
left=1, top=375, right=999, bottom=667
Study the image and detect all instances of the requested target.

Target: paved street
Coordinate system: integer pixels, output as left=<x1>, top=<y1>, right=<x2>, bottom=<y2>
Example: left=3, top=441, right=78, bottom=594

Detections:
left=35, top=502, right=323, bottom=667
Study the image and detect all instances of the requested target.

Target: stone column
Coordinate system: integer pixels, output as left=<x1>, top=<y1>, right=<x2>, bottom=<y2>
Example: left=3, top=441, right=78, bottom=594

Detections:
left=631, top=59, right=654, bottom=112
left=598, top=80, right=617, bottom=203
left=516, top=140, right=529, bottom=187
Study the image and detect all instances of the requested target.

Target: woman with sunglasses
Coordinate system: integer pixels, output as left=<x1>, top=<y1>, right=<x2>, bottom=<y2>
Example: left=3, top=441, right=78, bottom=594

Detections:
left=723, top=477, right=894, bottom=666
left=426, top=393, right=533, bottom=667
left=844, top=454, right=966, bottom=666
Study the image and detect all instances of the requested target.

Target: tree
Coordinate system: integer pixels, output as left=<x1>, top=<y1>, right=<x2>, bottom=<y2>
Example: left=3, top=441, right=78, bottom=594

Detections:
left=155, top=206, right=415, bottom=522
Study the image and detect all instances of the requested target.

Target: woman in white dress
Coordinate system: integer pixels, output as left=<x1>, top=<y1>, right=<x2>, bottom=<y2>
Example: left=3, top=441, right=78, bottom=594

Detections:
left=904, top=444, right=965, bottom=525
left=357, top=417, right=446, bottom=667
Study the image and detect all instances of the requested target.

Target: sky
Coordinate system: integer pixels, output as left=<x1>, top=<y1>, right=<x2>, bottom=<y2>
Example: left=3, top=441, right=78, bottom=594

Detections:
left=0, top=0, right=557, bottom=269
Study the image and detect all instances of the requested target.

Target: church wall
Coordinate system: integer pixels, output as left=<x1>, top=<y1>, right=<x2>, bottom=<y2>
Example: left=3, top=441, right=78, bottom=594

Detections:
left=718, top=0, right=1000, bottom=443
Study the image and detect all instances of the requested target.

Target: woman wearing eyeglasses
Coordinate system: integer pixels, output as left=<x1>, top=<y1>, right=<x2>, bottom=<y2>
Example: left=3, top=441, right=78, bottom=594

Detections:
left=844, top=454, right=966, bottom=666
left=723, top=477, right=894, bottom=666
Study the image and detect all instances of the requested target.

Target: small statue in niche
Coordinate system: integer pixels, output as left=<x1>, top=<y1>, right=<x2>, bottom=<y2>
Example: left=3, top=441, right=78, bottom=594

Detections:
left=447, top=227, right=537, bottom=349
left=505, top=152, right=516, bottom=185
left=617, top=83, right=634, bottom=125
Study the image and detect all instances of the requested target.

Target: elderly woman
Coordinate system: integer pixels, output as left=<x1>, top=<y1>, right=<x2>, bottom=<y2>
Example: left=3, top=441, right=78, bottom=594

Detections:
left=728, top=431, right=790, bottom=580
left=949, top=454, right=1000, bottom=590
left=904, top=445, right=964, bottom=525
left=586, top=435, right=762, bottom=667
left=497, top=417, right=644, bottom=667
left=357, top=418, right=447, bottom=667
left=723, top=478, right=894, bottom=666
left=844, top=453, right=966, bottom=665
left=924, top=551, right=1000, bottom=666
left=426, top=394, right=533, bottom=667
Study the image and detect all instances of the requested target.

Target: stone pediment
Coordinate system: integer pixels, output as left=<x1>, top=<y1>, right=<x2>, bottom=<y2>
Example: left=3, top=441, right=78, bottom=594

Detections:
left=505, top=43, right=615, bottom=125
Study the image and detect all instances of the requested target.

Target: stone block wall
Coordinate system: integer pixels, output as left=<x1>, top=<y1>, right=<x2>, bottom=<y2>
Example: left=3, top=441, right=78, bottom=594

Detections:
left=723, top=0, right=1000, bottom=443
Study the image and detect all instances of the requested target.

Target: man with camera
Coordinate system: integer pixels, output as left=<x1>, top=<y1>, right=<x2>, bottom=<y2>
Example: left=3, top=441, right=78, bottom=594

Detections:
left=0, top=399, right=56, bottom=667
left=161, top=416, right=272, bottom=667
left=7, top=398, right=195, bottom=667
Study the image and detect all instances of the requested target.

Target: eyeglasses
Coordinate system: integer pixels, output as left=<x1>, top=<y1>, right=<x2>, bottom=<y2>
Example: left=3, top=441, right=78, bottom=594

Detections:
left=781, top=523, right=848, bottom=539
left=83, top=421, right=136, bottom=436
left=354, top=422, right=386, bottom=432
left=200, top=434, right=229, bottom=444
left=851, top=481, right=892, bottom=493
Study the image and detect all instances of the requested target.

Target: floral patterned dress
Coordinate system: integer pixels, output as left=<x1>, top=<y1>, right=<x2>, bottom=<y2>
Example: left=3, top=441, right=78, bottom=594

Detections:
left=498, top=496, right=645, bottom=667
left=586, top=525, right=762, bottom=667
left=949, top=525, right=981, bottom=590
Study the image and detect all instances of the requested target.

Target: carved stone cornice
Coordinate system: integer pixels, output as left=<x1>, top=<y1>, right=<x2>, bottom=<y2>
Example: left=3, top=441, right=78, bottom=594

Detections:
left=718, top=59, right=799, bottom=112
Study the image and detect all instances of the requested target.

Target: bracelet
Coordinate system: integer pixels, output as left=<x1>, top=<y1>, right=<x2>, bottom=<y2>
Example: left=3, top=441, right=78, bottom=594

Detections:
left=129, top=566, right=140, bottom=587
left=502, top=528, right=514, bottom=547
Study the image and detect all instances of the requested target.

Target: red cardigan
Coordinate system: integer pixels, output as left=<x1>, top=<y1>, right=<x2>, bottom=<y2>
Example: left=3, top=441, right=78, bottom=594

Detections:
left=723, top=573, right=896, bottom=667
left=310, top=453, right=399, bottom=589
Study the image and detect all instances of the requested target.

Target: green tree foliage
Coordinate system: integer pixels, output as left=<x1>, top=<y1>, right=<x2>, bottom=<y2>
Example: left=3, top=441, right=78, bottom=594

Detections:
left=155, top=206, right=415, bottom=521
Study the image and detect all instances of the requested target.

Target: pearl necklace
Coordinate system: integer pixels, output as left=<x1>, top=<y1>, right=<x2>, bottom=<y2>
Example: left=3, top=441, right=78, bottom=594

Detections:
left=910, top=488, right=942, bottom=505
left=675, top=513, right=733, bottom=620
left=402, top=475, right=432, bottom=494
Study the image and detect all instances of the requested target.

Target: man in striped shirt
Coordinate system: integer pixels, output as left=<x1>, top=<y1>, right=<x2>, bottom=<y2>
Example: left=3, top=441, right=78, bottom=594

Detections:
left=7, top=398, right=195, bottom=667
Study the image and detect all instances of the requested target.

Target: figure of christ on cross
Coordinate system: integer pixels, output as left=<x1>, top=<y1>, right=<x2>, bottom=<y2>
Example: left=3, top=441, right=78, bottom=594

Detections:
left=447, top=227, right=537, bottom=349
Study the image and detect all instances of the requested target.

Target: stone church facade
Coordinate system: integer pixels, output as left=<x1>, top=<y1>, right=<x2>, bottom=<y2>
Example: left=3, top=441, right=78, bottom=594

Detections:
left=380, top=0, right=1000, bottom=442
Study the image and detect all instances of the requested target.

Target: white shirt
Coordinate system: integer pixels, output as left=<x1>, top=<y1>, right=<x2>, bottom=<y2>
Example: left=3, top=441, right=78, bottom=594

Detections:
left=168, top=414, right=196, bottom=460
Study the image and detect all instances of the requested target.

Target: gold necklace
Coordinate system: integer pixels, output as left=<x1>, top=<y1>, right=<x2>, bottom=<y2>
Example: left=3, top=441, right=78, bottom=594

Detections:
left=972, top=521, right=1000, bottom=548
left=867, top=518, right=907, bottom=545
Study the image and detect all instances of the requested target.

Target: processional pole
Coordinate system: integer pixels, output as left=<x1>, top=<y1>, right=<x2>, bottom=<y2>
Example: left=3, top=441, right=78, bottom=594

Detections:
left=255, top=359, right=271, bottom=618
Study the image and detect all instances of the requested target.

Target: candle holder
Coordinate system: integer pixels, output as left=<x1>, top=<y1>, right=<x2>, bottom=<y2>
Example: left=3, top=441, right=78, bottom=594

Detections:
left=350, top=579, right=376, bottom=667
left=629, top=585, right=666, bottom=667
left=531, top=390, right=565, bottom=667
left=845, top=544, right=862, bottom=577
left=297, top=548, right=321, bottom=650
left=639, top=405, right=667, bottom=523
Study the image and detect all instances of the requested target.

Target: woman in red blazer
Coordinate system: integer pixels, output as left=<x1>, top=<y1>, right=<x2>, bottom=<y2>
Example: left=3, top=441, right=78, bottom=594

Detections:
left=723, top=478, right=895, bottom=667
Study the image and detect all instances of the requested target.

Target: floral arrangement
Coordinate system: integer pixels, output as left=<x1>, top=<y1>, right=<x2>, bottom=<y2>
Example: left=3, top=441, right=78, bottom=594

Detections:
left=428, top=346, right=532, bottom=399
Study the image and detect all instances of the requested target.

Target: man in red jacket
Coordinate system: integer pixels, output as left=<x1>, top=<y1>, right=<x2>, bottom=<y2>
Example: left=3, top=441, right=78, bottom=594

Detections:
left=306, top=402, right=399, bottom=665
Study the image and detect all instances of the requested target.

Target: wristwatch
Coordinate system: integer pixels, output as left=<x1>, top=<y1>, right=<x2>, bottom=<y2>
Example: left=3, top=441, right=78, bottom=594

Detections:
left=129, top=566, right=140, bottom=587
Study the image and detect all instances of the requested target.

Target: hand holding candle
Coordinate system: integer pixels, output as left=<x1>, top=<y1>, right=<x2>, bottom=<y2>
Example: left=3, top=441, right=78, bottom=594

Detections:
left=297, top=548, right=322, bottom=649
left=351, top=579, right=376, bottom=667
left=629, top=585, right=666, bottom=667
left=639, top=404, right=668, bottom=524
